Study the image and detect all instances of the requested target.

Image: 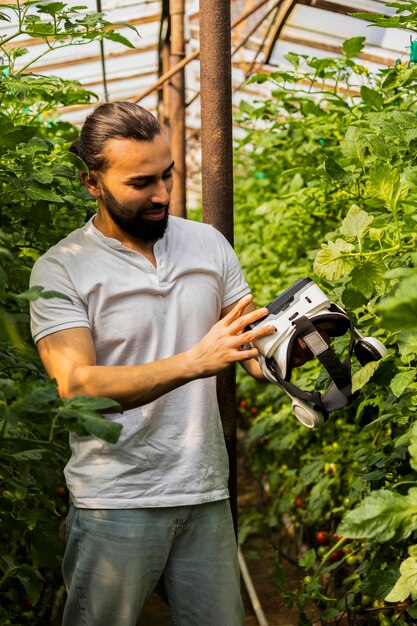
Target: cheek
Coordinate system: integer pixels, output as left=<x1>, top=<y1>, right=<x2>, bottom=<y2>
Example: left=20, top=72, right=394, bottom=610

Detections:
left=120, top=188, right=148, bottom=208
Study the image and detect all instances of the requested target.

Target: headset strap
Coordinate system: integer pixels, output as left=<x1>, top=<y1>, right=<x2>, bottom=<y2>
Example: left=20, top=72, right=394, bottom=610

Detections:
left=293, top=315, right=351, bottom=394
left=266, top=312, right=358, bottom=415
left=267, top=357, right=328, bottom=415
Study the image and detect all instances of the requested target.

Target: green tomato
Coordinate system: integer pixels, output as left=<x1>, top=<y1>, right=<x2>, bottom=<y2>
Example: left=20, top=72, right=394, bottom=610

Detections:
left=361, top=594, right=373, bottom=607
left=317, top=546, right=328, bottom=557
left=346, top=554, right=358, bottom=566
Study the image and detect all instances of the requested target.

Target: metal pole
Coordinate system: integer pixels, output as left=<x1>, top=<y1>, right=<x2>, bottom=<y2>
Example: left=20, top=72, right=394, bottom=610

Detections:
left=199, top=0, right=237, bottom=529
left=169, top=0, right=186, bottom=218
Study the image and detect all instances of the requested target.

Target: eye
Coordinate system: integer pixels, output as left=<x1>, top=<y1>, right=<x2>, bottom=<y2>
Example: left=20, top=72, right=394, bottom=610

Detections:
left=129, top=181, right=148, bottom=189
left=163, top=171, right=173, bottom=180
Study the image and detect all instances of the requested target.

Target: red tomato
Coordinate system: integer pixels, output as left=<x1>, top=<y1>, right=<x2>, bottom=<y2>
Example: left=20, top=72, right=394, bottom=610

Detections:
left=316, top=531, right=328, bottom=544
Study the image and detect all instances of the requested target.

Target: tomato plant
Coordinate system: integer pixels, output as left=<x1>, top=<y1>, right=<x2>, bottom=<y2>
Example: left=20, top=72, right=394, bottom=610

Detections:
left=234, top=4, right=417, bottom=623
left=0, top=3, right=136, bottom=622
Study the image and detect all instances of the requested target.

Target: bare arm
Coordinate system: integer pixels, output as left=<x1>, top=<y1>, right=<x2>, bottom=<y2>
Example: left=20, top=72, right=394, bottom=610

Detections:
left=36, top=293, right=275, bottom=409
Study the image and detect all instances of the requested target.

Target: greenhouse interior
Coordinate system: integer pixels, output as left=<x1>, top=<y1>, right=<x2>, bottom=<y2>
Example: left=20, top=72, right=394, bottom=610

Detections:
left=1, top=1, right=417, bottom=625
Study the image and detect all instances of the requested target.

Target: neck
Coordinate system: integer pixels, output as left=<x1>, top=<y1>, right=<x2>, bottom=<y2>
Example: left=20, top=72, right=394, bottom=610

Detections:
left=93, top=211, right=157, bottom=261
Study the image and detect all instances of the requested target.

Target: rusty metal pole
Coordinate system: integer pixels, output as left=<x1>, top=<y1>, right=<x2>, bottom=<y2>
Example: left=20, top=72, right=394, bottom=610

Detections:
left=199, top=0, right=237, bottom=529
left=161, top=39, right=171, bottom=133
left=169, top=0, right=186, bottom=218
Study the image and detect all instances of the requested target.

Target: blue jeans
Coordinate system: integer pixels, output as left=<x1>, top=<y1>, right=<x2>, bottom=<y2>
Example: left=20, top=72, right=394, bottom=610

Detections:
left=62, top=500, right=245, bottom=626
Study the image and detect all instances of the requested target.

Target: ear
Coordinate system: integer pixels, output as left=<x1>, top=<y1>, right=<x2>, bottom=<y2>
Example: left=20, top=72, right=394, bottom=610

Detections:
left=81, top=170, right=101, bottom=198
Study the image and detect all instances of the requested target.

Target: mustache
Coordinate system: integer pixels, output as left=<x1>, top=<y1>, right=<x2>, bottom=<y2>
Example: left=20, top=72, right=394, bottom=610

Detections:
left=144, top=202, right=170, bottom=212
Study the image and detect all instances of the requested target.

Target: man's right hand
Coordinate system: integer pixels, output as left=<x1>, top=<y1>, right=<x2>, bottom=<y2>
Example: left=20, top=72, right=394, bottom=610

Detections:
left=187, top=294, right=276, bottom=378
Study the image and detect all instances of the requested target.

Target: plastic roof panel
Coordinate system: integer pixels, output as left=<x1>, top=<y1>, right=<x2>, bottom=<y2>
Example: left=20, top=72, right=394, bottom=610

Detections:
left=1, top=0, right=414, bottom=203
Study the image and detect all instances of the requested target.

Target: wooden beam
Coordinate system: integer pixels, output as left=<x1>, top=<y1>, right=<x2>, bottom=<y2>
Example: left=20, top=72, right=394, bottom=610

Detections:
left=297, top=0, right=392, bottom=18
left=263, top=0, right=298, bottom=64
left=20, top=44, right=157, bottom=73
left=279, top=32, right=398, bottom=66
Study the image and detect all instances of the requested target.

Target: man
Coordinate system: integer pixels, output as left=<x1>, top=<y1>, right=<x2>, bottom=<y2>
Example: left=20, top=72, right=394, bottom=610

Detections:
left=30, top=101, right=275, bottom=626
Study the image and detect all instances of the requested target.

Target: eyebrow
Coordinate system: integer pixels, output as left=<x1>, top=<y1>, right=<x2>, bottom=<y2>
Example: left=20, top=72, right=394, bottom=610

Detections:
left=126, top=161, right=175, bottom=183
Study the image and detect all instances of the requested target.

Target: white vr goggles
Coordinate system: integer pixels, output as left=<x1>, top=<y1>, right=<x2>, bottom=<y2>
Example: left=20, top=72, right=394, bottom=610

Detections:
left=248, top=278, right=388, bottom=428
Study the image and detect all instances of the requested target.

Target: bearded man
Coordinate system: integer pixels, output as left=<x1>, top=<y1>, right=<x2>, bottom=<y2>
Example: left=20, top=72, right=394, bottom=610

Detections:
left=30, top=101, right=276, bottom=626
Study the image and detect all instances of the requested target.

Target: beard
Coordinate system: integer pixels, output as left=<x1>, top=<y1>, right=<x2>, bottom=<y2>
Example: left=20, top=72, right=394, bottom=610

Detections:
left=100, top=182, right=169, bottom=244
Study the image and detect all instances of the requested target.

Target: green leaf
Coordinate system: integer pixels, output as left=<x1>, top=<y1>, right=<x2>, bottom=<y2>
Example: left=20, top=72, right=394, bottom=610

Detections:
left=31, top=169, right=54, bottom=184
left=59, top=396, right=123, bottom=443
left=390, top=370, right=416, bottom=397
left=16, top=285, right=72, bottom=303
left=299, top=548, right=316, bottom=570
left=385, top=557, right=417, bottom=602
left=349, top=262, right=384, bottom=299
left=9, top=383, right=58, bottom=418
left=324, top=157, right=350, bottom=183
left=398, top=330, right=417, bottom=357
left=408, top=424, right=417, bottom=473
left=341, top=287, right=367, bottom=309
left=360, top=85, right=384, bottom=111
left=339, top=204, right=374, bottom=241
left=407, top=602, right=417, bottom=619
left=246, top=73, right=270, bottom=85
left=351, top=361, right=380, bottom=393
left=25, top=184, right=63, bottom=203
left=338, top=488, right=417, bottom=542
left=342, top=126, right=368, bottom=164
left=35, top=2, right=67, bottom=16
left=103, top=30, right=135, bottom=48
left=367, top=163, right=401, bottom=210
left=78, top=412, right=123, bottom=443
left=378, top=274, right=417, bottom=330
left=11, top=448, right=47, bottom=461
left=342, top=36, right=366, bottom=58
left=313, top=239, right=356, bottom=281
left=368, top=134, right=395, bottom=160
left=361, top=568, right=400, bottom=599
left=63, top=396, right=122, bottom=412
left=16, top=565, right=43, bottom=604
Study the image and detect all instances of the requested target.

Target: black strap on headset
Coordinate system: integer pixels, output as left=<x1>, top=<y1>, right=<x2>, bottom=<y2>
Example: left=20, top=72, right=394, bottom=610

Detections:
left=293, top=316, right=351, bottom=393
left=266, top=312, right=359, bottom=416
left=267, top=357, right=329, bottom=416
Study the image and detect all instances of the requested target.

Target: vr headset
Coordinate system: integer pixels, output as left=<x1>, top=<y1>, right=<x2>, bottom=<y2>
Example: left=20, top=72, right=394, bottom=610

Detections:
left=248, top=278, right=387, bottom=428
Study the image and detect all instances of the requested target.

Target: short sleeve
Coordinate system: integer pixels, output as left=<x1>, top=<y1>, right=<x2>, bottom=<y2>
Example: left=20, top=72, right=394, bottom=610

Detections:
left=30, top=255, right=90, bottom=343
left=211, top=227, right=251, bottom=308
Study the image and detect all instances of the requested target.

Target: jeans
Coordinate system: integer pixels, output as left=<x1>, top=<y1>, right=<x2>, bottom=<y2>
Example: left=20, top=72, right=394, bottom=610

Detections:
left=62, top=500, right=245, bottom=626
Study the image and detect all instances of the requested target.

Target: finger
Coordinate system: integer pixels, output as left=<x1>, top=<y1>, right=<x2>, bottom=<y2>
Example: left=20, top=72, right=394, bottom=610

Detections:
left=235, top=346, right=259, bottom=361
left=224, top=294, right=254, bottom=322
left=230, top=306, right=270, bottom=334
left=241, top=323, right=276, bottom=344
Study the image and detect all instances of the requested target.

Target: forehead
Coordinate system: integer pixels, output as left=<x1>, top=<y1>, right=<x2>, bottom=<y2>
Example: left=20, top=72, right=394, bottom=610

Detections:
left=101, top=135, right=172, bottom=175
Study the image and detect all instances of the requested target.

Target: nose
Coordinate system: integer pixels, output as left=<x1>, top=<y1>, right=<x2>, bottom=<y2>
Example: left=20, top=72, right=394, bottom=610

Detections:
left=150, top=178, right=171, bottom=205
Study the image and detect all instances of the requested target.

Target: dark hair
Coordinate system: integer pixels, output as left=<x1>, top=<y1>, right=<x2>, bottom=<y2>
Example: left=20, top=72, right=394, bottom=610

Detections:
left=70, top=101, right=162, bottom=171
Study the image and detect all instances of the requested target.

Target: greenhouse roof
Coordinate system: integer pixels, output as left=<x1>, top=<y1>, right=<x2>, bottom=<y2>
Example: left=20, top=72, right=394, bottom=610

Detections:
left=1, top=0, right=413, bottom=205
left=1, top=0, right=411, bottom=124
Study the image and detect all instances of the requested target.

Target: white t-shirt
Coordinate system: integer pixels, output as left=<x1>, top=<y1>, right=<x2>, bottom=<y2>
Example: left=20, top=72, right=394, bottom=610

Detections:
left=30, top=216, right=250, bottom=508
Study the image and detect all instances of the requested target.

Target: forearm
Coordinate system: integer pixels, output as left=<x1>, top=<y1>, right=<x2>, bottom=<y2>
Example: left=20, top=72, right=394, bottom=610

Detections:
left=39, top=295, right=276, bottom=410
left=61, top=351, right=197, bottom=410
left=239, top=356, right=267, bottom=381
